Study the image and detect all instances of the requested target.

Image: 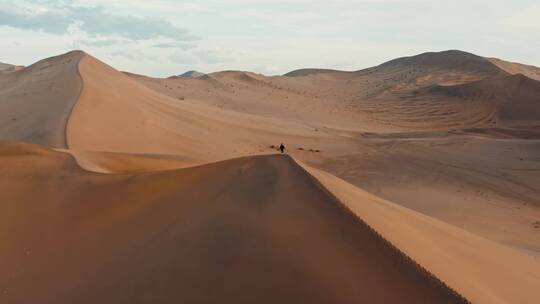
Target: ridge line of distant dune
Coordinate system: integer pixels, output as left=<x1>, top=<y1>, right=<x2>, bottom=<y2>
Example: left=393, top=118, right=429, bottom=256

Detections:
left=284, top=50, right=515, bottom=77
left=64, top=51, right=86, bottom=149
left=290, top=157, right=472, bottom=304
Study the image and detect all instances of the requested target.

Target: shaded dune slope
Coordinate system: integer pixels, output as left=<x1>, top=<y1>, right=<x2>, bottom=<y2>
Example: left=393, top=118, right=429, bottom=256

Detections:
left=284, top=50, right=504, bottom=82
left=282, top=50, right=504, bottom=77
left=175, top=70, right=206, bottom=79
left=377, top=50, right=504, bottom=74
left=0, top=51, right=84, bottom=148
left=61, top=149, right=197, bottom=173
left=0, top=142, right=466, bottom=304
left=283, top=68, right=352, bottom=77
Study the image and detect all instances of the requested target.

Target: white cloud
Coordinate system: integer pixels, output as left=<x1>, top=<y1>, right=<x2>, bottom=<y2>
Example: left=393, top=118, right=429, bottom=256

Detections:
left=169, top=51, right=196, bottom=64
left=153, top=41, right=196, bottom=50
left=0, top=1, right=194, bottom=41
left=1, top=0, right=539, bottom=76
left=192, top=49, right=235, bottom=64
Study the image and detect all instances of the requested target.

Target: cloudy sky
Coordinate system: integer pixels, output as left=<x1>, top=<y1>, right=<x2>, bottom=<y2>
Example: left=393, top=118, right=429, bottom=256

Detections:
left=1, top=0, right=539, bottom=76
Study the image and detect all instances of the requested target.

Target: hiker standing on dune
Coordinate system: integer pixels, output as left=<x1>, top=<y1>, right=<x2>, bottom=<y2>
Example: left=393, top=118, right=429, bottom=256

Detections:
left=279, top=143, right=285, bottom=154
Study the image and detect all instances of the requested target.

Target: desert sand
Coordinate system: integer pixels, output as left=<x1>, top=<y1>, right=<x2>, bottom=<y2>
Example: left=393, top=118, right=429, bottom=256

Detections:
left=0, top=142, right=469, bottom=304
left=0, top=51, right=83, bottom=147
left=1, top=49, right=539, bottom=303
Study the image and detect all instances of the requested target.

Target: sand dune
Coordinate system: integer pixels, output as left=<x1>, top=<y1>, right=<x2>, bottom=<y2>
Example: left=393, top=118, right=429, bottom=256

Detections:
left=377, top=50, right=504, bottom=75
left=60, top=149, right=196, bottom=173
left=0, top=142, right=468, bottom=304
left=3, top=49, right=535, bottom=153
left=488, top=57, right=540, bottom=81
left=429, top=74, right=540, bottom=127
left=302, top=161, right=540, bottom=304
left=0, top=62, right=11, bottom=71
left=137, top=50, right=539, bottom=133
left=284, top=68, right=351, bottom=77
left=316, top=134, right=540, bottom=253
left=0, top=51, right=83, bottom=147
left=67, top=53, right=331, bottom=161
left=175, top=70, right=207, bottom=79
left=0, top=62, right=22, bottom=73
left=1, top=49, right=540, bottom=303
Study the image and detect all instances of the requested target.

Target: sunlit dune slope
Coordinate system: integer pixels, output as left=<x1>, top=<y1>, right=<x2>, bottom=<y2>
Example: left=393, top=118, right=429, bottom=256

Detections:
left=302, top=162, right=540, bottom=304
left=67, top=53, right=327, bottom=160
left=0, top=142, right=467, bottom=304
left=488, top=57, right=540, bottom=81
left=316, top=135, right=540, bottom=253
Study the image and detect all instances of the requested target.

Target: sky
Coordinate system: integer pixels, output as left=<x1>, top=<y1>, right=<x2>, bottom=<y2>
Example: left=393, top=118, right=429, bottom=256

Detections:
left=1, top=0, right=539, bottom=76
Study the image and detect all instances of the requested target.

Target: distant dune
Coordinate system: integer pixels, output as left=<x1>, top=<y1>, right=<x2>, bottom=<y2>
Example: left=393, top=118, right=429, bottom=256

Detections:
left=284, top=50, right=505, bottom=78
left=172, top=70, right=207, bottom=79
left=429, top=73, right=540, bottom=127
left=283, top=68, right=351, bottom=77
left=0, top=62, right=24, bottom=73
left=377, top=50, right=504, bottom=75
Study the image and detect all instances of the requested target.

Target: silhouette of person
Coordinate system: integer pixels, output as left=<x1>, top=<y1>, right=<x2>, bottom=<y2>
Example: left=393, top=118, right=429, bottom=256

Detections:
left=279, top=143, right=285, bottom=154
